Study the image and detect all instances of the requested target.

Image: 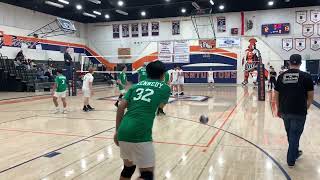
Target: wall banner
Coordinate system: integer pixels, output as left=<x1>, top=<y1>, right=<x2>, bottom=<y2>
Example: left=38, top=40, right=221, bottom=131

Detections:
left=113, top=24, right=120, bottom=38
left=174, top=40, right=189, bottom=63
left=282, top=38, right=293, bottom=51
left=122, top=24, right=129, bottom=38
left=131, top=23, right=139, bottom=38
left=217, top=17, right=226, bottom=32
left=295, top=38, right=306, bottom=51
left=216, top=37, right=241, bottom=48
left=158, top=41, right=173, bottom=63
left=296, top=11, right=307, bottom=24
left=302, top=24, right=314, bottom=37
left=141, top=22, right=149, bottom=37
left=151, top=22, right=159, bottom=36
left=172, top=21, right=180, bottom=35
left=310, top=37, right=320, bottom=51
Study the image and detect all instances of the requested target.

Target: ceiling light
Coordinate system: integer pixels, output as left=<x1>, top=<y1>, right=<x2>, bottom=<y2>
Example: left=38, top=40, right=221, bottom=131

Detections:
left=83, top=12, right=96, bottom=18
left=115, top=9, right=128, bottom=15
left=165, top=0, right=170, bottom=2
left=192, top=2, right=200, bottom=10
left=210, top=0, right=214, bottom=5
left=219, top=5, right=224, bottom=10
left=118, top=0, right=124, bottom=7
left=105, top=14, right=110, bottom=19
left=141, top=11, right=146, bottom=17
left=268, top=1, right=274, bottom=6
left=76, top=4, right=82, bottom=10
left=45, top=1, right=64, bottom=8
left=58, top=0, right=69, bottom=5
left=181, top=8, right=186, bottom=13
left=284, top=0, right=290, bottom=2
left=88, top=0, right=101, bottom=4
left=93, top=11, right=101, bottom=15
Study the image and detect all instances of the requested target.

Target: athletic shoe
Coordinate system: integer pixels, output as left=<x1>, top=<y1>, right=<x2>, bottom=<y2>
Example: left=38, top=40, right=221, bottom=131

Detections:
left=157, top=108, right=166, bottom=116
left=296, top=150, right=303, bottom=160
left=87, top=105, right=95, bottom=111
left=179, top=92, right=184, bottom=96
left=288, top=164, right=295, bottom=168
left=53, top=108, right=60, bottom=114
left=62, top=109, right=68, bottom=114
left=83, top=106, right=89, bottom=112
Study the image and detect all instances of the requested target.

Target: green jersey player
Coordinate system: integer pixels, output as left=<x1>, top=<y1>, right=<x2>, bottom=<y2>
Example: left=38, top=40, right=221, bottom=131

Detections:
left=52, top=69, right=67, bottom=113
left=114, top=61, right=170, bottom=180
left=137, top=66, right=147, bottom=82
left=115, top=65, right=128, bottom=107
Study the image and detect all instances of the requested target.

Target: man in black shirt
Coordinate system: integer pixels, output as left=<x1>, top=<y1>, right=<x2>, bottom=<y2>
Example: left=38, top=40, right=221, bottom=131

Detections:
left=268, top=66, right=277, bottom=90
left=64, top=48, right=73, bottom=81
left=274, top=54, right=314, bottom=167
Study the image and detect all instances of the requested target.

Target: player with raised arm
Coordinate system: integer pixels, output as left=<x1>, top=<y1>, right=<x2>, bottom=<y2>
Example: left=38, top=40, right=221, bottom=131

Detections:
left=52, top=69, right=67, bottom=113
left=114, top=61, right=170, bottom=180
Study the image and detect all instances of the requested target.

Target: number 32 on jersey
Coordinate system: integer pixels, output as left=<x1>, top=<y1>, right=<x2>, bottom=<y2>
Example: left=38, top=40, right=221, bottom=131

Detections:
left=133, top=88, right=154, bottom=103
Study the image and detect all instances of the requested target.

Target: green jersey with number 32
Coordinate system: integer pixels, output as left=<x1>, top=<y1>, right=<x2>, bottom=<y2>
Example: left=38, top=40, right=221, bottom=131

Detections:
left=117, top=79, right=171, bottom=143
left=55, top=75, right=67, bottom=92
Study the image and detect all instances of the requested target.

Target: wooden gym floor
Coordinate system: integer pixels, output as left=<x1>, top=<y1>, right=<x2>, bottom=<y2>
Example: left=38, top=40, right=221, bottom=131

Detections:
left=0, top=85, right=319, bottom=180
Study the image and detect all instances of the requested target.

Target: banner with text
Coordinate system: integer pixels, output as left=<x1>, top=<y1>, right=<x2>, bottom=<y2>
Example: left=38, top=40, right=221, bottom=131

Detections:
left=158, top=41, right=173, bottom=63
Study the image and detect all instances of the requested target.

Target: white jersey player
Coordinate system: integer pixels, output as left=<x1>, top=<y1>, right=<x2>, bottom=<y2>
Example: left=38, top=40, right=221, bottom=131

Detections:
left=208, top=68, right=215, bottom=88
left=177, top=66, right=184, bottom=95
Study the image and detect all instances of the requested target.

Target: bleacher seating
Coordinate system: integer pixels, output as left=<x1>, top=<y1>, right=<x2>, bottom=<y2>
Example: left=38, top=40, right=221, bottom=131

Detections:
left=0, top=54, right=54, bottom=92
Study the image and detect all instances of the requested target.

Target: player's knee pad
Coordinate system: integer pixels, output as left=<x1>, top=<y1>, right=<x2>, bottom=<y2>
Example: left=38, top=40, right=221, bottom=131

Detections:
left=139, top=171, right=154, bottom=180
left=120, top=165, right=136, bottom=178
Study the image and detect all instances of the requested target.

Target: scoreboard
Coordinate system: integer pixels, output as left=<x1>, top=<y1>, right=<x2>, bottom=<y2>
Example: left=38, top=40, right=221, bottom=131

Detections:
left=261, top=23, right=290, bottom=35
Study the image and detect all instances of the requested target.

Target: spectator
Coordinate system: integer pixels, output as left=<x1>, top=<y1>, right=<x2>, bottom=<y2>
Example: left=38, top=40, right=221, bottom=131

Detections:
left=274, top=54, right=314, bottom=168
left=36, top=67, right=48, bottom=81
left=64, top=48, right=73, bottom=81
left=30, top=60, right=36, bottom=69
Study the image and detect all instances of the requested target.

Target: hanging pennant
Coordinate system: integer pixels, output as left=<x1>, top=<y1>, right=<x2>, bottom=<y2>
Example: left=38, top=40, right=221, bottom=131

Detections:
left=282, top=38, right=293, bottom=51
left=302, top=24, right=314, bottom=37
left=141, top=22, right=149, bottom=37
left=295, top=38, right=306, bottom=51
left=310, top=37, right=320, bottom=51
left=310, top=10, right=320, bottom=23
left=217, top=17, right=226, bottom=32
left=318, top=24, right=320, bottom=36
left=113, top=24, right=120, bottom=38
left=131, top=23, right=139, bottom=38
left=172, top=21, right=180, bottom=35
left=122, top=24, right=129, bottom=38
left=151, top=22, right=159, bottom=36
left=296, top=11, right=307, bottom=24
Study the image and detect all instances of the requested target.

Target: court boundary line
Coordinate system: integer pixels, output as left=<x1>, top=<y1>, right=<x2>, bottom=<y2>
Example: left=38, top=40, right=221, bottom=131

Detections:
left=0, top=127, right=115, bottom=174
left=168, top=116, right=292, bottom=180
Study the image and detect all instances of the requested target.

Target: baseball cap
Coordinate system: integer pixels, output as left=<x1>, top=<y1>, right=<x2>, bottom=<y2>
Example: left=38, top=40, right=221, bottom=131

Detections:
left=289, top=54, right=302, bottom=65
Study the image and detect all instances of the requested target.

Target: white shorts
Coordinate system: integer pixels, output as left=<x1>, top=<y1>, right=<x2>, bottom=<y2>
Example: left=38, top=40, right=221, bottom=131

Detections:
left=82, top=89, right=91, bottom=98
left=53, top=91, right=67, bottom=98
left=178, top=78, right=184, bottom=85
left=171, top=79, right=179, bottom=85
left=208, top=78, right=215, bottom=83
left=120, top=89, right=126, bottom=94
left=119, top=141, right=155, bottom=168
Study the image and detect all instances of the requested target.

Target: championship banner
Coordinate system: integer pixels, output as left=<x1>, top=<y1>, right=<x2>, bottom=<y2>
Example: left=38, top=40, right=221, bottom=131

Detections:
left=282, top=38, right=293, bottom=51
left=174, top=40, right=189, bottom=63
left=217, top=17, right=226, bottom=32
left=295, top=38, right=306, bottom=52
left=310, top=37, right=320, bottom=51
left=172, top=21, right=180, bottom=35
left=0, top=31, right=3, bottom=49
left=199, top=39, right=216, bottom=49
left=141, top=22, right=149, bottom=37
left=310, top=10, right=320, bottom=23
left=158, top=41, right=173, bottom=63
left=113, top=24, right=120, bottom=38
left=216, top=37, right=240, bottom=48
left=131, top=23, right=139, bottom=37
left=122, top=24, right=129, bottom=38
left=151, top=22, right=159, bottom=36
left=302, top=24, right=314, bottom=37
left=296, top=11, right=307, bottom=24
